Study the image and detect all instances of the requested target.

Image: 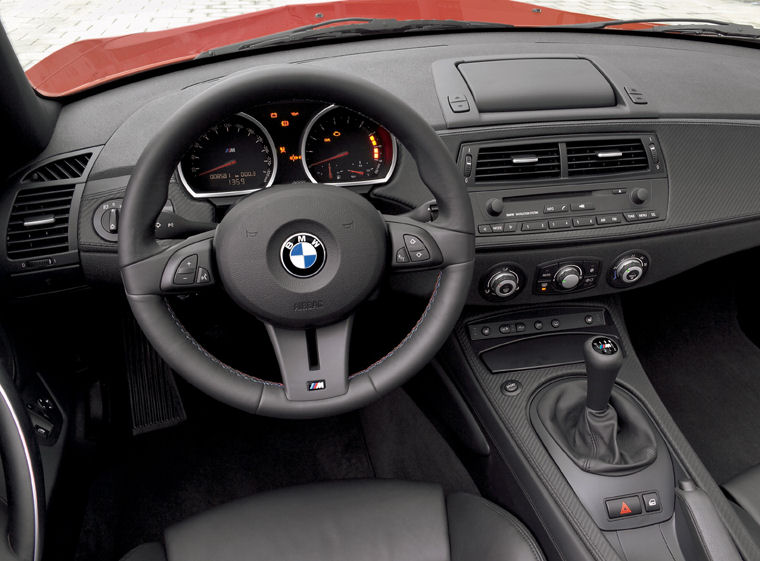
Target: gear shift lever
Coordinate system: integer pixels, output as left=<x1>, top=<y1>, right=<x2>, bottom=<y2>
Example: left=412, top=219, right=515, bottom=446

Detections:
left=583, top=337, right=623, bottom=412
left=532, top=334, right=657, bottom=474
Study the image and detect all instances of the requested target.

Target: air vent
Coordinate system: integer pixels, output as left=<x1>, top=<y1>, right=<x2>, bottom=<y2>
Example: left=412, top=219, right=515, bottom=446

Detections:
left=567, top=139, right=648, bottom=176
left=475, top=143, right=561, bottom=182
left=6, top=184, right=75, bottom=260
left=22, top=152, right=91, bottom=183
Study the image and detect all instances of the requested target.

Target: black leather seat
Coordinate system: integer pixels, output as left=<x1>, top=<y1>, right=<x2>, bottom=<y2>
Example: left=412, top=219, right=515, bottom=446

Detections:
left=724, top=464, right=760, bottom=549
left=121, top=479, right=544, bottom=561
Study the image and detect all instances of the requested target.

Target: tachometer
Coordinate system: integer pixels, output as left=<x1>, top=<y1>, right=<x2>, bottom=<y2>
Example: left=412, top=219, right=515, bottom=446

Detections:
left=178, top=113, right=276, bottom=198
left=301, top=105, right=396, bottom=185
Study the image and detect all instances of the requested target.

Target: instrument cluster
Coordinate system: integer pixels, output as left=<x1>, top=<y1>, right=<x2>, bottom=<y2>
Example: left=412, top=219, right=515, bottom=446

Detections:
left=177, top=101, right=396, bottom=198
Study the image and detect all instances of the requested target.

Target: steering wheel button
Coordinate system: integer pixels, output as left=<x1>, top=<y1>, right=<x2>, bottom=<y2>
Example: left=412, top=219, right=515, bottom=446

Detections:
left=174, top=272, right=195, bottom=285
left=196, top=267, right=211, bottom=284
left=403, top=234, right=428, bottom=253
left=176, top=254, right=198, bottom=275
left=409, top=248, right=430, bottom=262
left=395, top=247, right=410, bottom=263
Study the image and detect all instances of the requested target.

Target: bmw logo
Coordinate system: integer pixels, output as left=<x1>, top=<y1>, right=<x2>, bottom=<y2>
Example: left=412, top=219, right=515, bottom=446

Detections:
left=280, top=233, right=326, bottom=278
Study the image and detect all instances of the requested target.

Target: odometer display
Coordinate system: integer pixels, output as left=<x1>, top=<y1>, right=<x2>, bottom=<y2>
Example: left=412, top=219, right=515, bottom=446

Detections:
left=178, top=114, right=276, bottom=198
left=301, top=106, right=395, bottom=185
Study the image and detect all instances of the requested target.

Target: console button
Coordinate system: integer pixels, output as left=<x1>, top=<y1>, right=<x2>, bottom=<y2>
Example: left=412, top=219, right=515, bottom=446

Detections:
left=448, top=96, right=470, bottom=112
left=549, top=219, right=572, bottom=230
left=648, top=211, right=658, bottom=219
left=643, top=492, right=661, bottom=512
left=499, top=324, right=511, bottom=334
left=612, top=188, right=627, bottom=195
left=491, top=223, right=505, bottom=233
left=572, top=202, right=595, bottom=211
left=606, top=496, right=642, bottom=519
left=596, top=214, right=622, bottom=225
left=551, top=319, right=560, bottom=329
left=478, top=224, right=493, bottom=234
left=521, top=221, right=547, bottom=232
left=636, top=211, right=650, bottom=220
left=481, top=326, right=491, bottom=336
left=573, top=217, right=595, bottom=227
left=504, top=223, right=518, bottom=233
left=515, top=322, right=526, bottom=332
left=534, top=320, right=543, bottom=330
left=583, top=261, right=599, bottom=276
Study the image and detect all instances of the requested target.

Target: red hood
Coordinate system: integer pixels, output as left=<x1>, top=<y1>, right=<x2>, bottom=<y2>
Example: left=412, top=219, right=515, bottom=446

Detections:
left=26, top=0, right=612, bottom=97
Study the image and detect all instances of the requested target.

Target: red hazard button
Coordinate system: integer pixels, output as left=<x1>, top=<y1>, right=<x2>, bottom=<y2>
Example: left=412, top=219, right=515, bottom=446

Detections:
left=605, top=496, right=642, bottom=519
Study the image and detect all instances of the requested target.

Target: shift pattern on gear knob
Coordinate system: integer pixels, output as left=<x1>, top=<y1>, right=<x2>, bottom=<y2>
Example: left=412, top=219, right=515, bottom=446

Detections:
left=583, top=336, right=623, bottom=412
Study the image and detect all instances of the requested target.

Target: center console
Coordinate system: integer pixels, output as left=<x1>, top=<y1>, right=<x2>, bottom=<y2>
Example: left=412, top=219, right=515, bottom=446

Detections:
left=436, top=300, right=757, bottom=561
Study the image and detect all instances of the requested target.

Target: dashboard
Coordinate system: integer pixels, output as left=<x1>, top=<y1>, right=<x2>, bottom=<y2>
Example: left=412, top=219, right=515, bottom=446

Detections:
left=4, top=30, right=760, bottom=304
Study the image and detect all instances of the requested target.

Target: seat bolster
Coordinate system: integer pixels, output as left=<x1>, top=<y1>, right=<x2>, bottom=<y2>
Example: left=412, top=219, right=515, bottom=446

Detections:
left=447, top=492, right=545, bottom=561
left=120, top=543, right=167, bottom=561
left=164, top=479, right=451, bottom=561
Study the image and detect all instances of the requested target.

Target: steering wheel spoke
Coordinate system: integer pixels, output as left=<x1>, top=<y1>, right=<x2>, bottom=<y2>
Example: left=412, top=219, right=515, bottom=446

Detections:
left=265, top=317, right=353, bottom=401
left=385, top=215, right=474, bottom=273
left=121, top=230, right=217, bottom=296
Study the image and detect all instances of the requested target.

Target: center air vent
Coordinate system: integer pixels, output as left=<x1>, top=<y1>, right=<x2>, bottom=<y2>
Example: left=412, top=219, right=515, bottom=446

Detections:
left=6, top=184, right=75, bottom=260
left=566, top=139, right=648, bottom=176
left=475, top=143, right=561, bottom=182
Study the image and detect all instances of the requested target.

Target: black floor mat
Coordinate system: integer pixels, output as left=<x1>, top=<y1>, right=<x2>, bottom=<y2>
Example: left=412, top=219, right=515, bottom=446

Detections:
left=74, top=387, right=476, bottom=560
left=75, top=402, right=373, bottom=561
left=625, top=268, right=760, bottom=484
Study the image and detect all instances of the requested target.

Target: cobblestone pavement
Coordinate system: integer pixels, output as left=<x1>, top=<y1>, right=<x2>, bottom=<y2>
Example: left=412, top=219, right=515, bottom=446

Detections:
left=1, top=0, right=759, bottom=70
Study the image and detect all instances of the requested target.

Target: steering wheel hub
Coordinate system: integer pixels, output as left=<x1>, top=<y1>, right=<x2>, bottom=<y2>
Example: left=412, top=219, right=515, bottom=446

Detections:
left=214, top=184, right=387, bottom=328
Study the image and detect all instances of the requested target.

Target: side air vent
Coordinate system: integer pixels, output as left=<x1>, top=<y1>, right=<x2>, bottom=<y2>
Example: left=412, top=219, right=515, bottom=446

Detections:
left=6, top=184, right=75, bottom=260
left=475, top=143, right=561, bottom=182
left=566, top=139, right=649, bottom=176
left=22, top=152, right=91, bottom=183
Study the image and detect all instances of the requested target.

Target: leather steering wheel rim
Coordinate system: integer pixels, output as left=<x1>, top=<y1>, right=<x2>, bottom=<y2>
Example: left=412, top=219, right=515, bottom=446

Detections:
left=0, top=365, right=44, bottom=561
left=119, top=65, right=474, bottom=419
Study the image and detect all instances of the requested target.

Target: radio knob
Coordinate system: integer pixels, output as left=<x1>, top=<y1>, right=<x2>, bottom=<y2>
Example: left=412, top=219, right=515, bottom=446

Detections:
left=487, top=269, right=521, bottom=298
left=554, top=265, right=583, bottom=291
left=485, top=198, right=504, bottom=217
left=615, top=257, right=645, bottom=285
left=630, top=188, right=650, bottom=205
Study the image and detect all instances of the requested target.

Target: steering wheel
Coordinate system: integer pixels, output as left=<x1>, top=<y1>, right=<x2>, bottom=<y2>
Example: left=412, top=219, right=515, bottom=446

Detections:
left=0, top=364, right=44, bottom=561
left=119, top=66, right=474, bottom=419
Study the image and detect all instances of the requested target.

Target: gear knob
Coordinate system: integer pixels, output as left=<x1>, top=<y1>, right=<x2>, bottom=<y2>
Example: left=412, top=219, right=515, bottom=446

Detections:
left=583, top=336, right=623, bottom=412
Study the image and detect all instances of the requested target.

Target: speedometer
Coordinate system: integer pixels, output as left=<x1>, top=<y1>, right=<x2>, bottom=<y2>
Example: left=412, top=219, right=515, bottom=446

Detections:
left=301, top=105, right=396, bottom=185
left=178, top=113, right=276, bottom=198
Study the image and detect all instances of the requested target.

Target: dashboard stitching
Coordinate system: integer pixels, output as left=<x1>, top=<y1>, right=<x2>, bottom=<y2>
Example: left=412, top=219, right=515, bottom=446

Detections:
left=349, top=271, right=442, bottom=379
left=164, top=299, right=283, bottom=387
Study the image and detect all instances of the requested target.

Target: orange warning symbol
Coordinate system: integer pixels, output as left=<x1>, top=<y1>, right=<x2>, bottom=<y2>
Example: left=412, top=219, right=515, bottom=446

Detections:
left=620, top=502, right=632, bottom=515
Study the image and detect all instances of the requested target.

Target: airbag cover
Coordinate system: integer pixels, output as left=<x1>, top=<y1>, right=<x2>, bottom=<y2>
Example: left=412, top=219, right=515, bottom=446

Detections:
left=214, top=184, right=386, bottom=327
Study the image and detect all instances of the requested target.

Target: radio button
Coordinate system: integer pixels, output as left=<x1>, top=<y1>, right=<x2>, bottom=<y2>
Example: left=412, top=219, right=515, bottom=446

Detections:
left=549, top=219, right=572, bottom=230
left=478, top=224, right=493, bottom=234
left=624, top=212, right=639, bottom=222
left=572, top=202, right=595, bottom=211
left=544, top=203, right=568, bottom=214
left=521, top=221, right=547, bottom=232
left=572, top=217, right=595, bottom=227
left=491, top=223, right=505, bottom=233
left=504, top=223, right=518, bottom=233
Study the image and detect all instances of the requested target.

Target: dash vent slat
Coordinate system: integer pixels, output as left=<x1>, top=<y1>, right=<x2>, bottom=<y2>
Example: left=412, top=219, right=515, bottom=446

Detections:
left=474, top=143, right=561, bottom=182
left=566, top=139, right=649, bottom=176
left=6, top=184, right=75, bottom=260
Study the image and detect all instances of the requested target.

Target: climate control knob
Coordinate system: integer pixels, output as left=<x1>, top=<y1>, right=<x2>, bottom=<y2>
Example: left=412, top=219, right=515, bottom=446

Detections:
left=614, top=257, right=645, bottom=285
left=487, top=269, right=521, bottom=298
left=554, top=265, right=583, bottom=291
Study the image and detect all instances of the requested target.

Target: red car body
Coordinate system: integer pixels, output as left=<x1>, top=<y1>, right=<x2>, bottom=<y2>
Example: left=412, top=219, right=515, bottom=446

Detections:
left=25, top=0, right=612, bottom=97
